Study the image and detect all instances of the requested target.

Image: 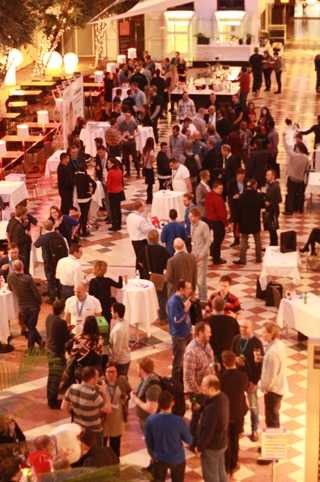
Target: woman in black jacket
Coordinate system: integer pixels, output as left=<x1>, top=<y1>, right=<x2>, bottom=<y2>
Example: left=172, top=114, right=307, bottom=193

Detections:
left=74, top=161, right=96, bottom=237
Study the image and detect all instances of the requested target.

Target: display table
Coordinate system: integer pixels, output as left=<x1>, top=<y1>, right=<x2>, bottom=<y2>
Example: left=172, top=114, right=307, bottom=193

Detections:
left=305, top=172, right=320, bottom=196
left=44, top=149, right=64, bottom=177
left=123, top=279, right=159, bottom=336
left=259, top=246, right=301, bottom=290
left=151, top=190, right=185, bottom=222
left=195, top=44, right=253, bottom=63
left=0, top=221, right=8, bottom=240
left=0, top=181, right=28, bottom=210
left=277, top=293, right=320, bottom=338
left=0, top=287, right=18, bottom=343
left=170, top=85, right=240, bottom=108
left=79, top=121, right=110, bottom=156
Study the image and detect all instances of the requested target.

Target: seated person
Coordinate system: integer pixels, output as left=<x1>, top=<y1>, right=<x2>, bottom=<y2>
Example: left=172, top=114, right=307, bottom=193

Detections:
left=73, top=429, right=119, bottom=467
left=300, top=228, right=320, bottom=256
left=0, top=244, right=20, bottom=281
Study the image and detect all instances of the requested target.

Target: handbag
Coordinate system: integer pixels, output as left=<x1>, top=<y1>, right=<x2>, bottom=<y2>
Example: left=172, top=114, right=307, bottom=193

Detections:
left=96, top=316, right=109, bottom=335
left=144, top=246, right=166, bottom=291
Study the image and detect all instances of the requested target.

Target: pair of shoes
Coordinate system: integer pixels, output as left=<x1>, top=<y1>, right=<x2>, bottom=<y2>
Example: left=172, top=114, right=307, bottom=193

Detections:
left=230, top=240, right=240, bottom=247
left=48, top=400, right=62, bottom=410
left=213, top=259, right=227, bottom=265
left=234, top=260, right=245, bottom=265
left=274, top=91, right=281, bottom=94
left=250, top=431, right=259, bottom=442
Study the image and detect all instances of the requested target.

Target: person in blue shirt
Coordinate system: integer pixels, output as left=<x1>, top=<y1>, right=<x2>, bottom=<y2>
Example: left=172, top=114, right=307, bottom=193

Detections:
left=161, top=209, right=186, bottom=256
left=144, top=390, right=192, bottom=482
left=167, top=279, right=192, bottom=383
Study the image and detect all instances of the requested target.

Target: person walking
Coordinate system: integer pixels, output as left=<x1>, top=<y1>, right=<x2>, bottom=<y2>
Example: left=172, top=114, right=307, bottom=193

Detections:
left=235, top=179, right=265, bottom=265
left=197, top=375, right=229, bottom=482
left=144, top=390, right=192, bottom=482
left=7, top=205, right=32, bottom=274
left=262, top=51, right=273, bottom=92
left=45, top=300, right=70, bottom=409
left=314, top=53, right=320, bottom=93
left=249, top=47, right=263, bottom=95
left=57, top=152, right=74, bottom=215
left=74, top=161, right=97, bottom=237
left=189, top=207, right=211, bottom=303
left=205, top=181, right=227, bottom=265
left=273, top=51, right=283, bottom=94
left=126, top=199, right=153, bottom=277
left=265, top=169, right=282, bottom=246
left=165, top=238, right=197, bottom=297
left=232, top=320, right=264, bottom=442
left=109, top=303, right=131, bottom=376
left=142, top=137, right=156, bottom=204
left=260, top=322, right=287, bottom=428
left=167, top=280, right=193, bottom=384
left=107, top=158, right=124, bottom=232
left=8, top=260, right=43, bottom=351
left=195, top=170, right=211, bottom=218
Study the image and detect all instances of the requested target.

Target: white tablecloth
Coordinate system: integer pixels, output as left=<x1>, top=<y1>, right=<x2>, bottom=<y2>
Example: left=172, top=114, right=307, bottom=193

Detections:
left=123, top=279, right=159, bottom=335
left=5, top=173, right=26, bottom=182
left=0, top=221, right=8, bottom=240
left=0, top=288, right=18, bottom=343
left=136, top=125, right=154, bottom=153
left=151, top=190, right=185, bottom=222
left=306, top=172, right=320, bottom=196
left=0, top=181, right=28, bottom=210
left=259, top=246, right=301, bottom=290
left=277, top=293, right=320, bottom=338
left=44, top=149, right=64, bottom=177
left=79, top=122, right=110, bottom=157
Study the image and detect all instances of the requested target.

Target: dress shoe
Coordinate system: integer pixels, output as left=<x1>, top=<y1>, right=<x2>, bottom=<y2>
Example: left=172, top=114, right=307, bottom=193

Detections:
left=234, top=260, right=245, bottom=265
left=213, top=259, right=227, bottom=265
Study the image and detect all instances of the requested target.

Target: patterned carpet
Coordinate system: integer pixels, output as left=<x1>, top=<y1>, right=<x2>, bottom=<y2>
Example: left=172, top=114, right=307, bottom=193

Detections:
left=0, top=34, right=320, bottom=482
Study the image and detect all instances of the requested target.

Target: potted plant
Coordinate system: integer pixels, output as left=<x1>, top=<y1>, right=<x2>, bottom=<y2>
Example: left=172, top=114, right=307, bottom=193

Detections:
left=195, top=33, right=210, bottom=45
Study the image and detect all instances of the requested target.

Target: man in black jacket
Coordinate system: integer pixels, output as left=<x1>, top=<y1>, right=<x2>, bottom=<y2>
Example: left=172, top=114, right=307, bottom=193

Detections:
left=235, top=179, right=265, bottom=265
left=74, top=162, right=97, bottom=237
left=57, top=152, right=74, bottom=215
left=232, top=320, right=264, bottom=442
left=34, top=220, right=68, bottom=303
left=197, top=375, right=229, bottom=482
left=249, top=47, right=263, bottom=95
left=220, top=144, right=240, bottom=189
left=207, top=296, right=239, bottom=363
left=7, top=206, right=32, bottom=274
left=227, top=168, right=245, bottom=247
left=246, top=139, right=273, bottom=188
left=265, top=169, right=282, bottom=246
left=8, top=260, right=43, bottom=351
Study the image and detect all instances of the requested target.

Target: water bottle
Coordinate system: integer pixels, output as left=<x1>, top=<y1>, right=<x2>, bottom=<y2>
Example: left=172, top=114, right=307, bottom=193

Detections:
left=136, top=270, right=140, bottom=285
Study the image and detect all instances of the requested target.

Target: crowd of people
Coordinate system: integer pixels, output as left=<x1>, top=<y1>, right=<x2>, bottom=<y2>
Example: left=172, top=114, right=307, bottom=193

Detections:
left=0, top=46, right=316, bottom=482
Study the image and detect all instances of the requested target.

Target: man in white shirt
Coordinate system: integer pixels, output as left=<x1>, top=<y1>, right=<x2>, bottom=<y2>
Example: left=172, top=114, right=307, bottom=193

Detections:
left=65, top=282, right=102, bottom=335
left=126, top=199, right=153, bottom=277
left=56, top=243, right=85, bottom=299
left=260, top=322, right=287, bottom=428
left=110, top=302, right=130, bottom=376
left=189, top=208, right=211, bottom=303
left=169, top=159, right=191, bottom=194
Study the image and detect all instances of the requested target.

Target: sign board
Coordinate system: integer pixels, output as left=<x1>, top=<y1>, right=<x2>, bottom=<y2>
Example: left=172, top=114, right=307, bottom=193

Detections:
left=261, top=429, right=288, bottom=461
left=61, top=75, right=84, bottom=149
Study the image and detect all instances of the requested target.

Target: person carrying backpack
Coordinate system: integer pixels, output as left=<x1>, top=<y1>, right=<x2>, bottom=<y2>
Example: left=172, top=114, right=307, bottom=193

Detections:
left=34, top=219, right=68, bottom=303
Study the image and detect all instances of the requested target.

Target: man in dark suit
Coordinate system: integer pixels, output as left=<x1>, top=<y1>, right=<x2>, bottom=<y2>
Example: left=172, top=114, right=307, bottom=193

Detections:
left=246, top=139, right=273, bottom=188
left=6, top=206, right=32, bottom=274
left=202, top=139, right=221, bottom=182
left=227, top=168, right=246, bottom=247
left=207, top=296, right=239, bottom=363
left=165, top=238, right=197, bottom=297
left=235, top=179, right=265, bottom=265
left=220, top=144, right=240, bottom=189
left=57, top=152, right=74, bottom=215
left=0, top=244, right=20, bottom=281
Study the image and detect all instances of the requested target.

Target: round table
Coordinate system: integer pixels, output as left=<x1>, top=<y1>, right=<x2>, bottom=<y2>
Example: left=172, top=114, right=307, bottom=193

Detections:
left=151, top=189, right=185, bottom=222
left=123, top=279, right=159, bottom=336
left=0, top=288, right=18, bottom=343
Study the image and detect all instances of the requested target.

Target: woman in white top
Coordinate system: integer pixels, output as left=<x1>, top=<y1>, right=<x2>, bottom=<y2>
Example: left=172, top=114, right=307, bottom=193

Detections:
left=142, top=137, right=156, bottom=204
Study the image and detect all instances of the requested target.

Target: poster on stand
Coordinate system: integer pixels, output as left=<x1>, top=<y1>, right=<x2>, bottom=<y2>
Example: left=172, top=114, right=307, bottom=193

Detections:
left=61, top=75, right=84, bottom=149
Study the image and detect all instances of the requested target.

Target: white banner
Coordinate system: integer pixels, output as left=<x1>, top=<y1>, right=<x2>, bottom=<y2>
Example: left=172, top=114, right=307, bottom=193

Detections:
left=61, top=75, right=84, bottom=149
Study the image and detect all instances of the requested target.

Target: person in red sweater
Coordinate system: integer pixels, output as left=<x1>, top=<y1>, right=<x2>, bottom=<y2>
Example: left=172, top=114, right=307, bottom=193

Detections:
left=107, top=158, right=125, bottom=232
left=234, top=66, right=251, bottom=110
left=205, top=180, right=228, bottom=265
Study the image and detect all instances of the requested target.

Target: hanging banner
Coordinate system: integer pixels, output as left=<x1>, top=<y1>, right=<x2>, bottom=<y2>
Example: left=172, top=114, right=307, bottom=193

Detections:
left=61, top=75, right=84, bottom=148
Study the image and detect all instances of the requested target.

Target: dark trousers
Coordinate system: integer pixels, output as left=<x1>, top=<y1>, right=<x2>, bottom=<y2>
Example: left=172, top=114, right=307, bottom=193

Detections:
left=239, top=91, right=248, bottom=109
left=122, top=139, right=139, bottom=176
left=316, top=70, right=320, bottom=92
left=269, top=229, right=278, bottom=246
left=116, top=362, right=130, bottom=377
left=104, top=435, right=121, bottom=458
left=60, top=192, right=73, bottom=215
left=264, top=392, right=282, bottom=428
left=152, top=460, right=185, bottom=482
left=210, top=221, right=225, bottom=262
left=108, top=192, right=122, bottom=230
left=131, top=239, right=148, bottom=277
left=20, top=306, right=42, bottom=350
left=60, top=284, right=74, bottom=300
left=286, top=178, right=305, bottom=213
left=304, top=228, right=320, bottom=254
left=157, top=287, right=167, bottom=321
left=252, top=70, right=262, bottom=92
left=47, top=355, right=65, bottom=406
left=21, top=248, right=30, bottom=275
left=108, top=144, right=122, bottom=158
left=45, top=266, right=58, bottom=301
left=171, top=334, right=192, bottom=384
left=263, top=69, right=272, bottom=90
left=225, top=421, right=241, bottom=473
left=275, top=71, right=282, bottom=92
left=152, top=117, right=159, bottom=144
left=78, top=200, right=91, bottom=235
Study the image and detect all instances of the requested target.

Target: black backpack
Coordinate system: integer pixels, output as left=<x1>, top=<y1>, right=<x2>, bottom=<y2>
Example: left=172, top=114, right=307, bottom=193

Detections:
left=143, top=375, right=186, bottom=417
left=47, top=232, right=68, bottom=270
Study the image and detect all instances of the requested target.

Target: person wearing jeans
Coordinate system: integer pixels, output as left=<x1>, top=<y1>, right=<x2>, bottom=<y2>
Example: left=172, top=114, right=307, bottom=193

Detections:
left=197, top=375, right=229, bottom=482
left=189, top=208, right=211, bottom=303
left=260, top=322, right=287, bottom=428
left=144, top=391, right=192, bottom=482
left=8, top=260, right=43, bottom=351
left=167, top=280, right=193, bottom=384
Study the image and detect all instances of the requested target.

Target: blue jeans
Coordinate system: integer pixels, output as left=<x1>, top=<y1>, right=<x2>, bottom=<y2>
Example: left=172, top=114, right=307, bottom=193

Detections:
left=201, top=448, right=228, bottom=482
left=247, top=386, right=259, bottom=432
left=20, top=306, right=42, bottom=350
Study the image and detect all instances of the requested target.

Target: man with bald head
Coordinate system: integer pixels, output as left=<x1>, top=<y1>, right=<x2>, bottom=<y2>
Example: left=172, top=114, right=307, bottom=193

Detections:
left=165, top=238, right=197, bottom=297
left=64, top=282, right=102, bottom=335
left=8, top=259, right=43, bottom=350
left=231, top=319, right=264, bottom=442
